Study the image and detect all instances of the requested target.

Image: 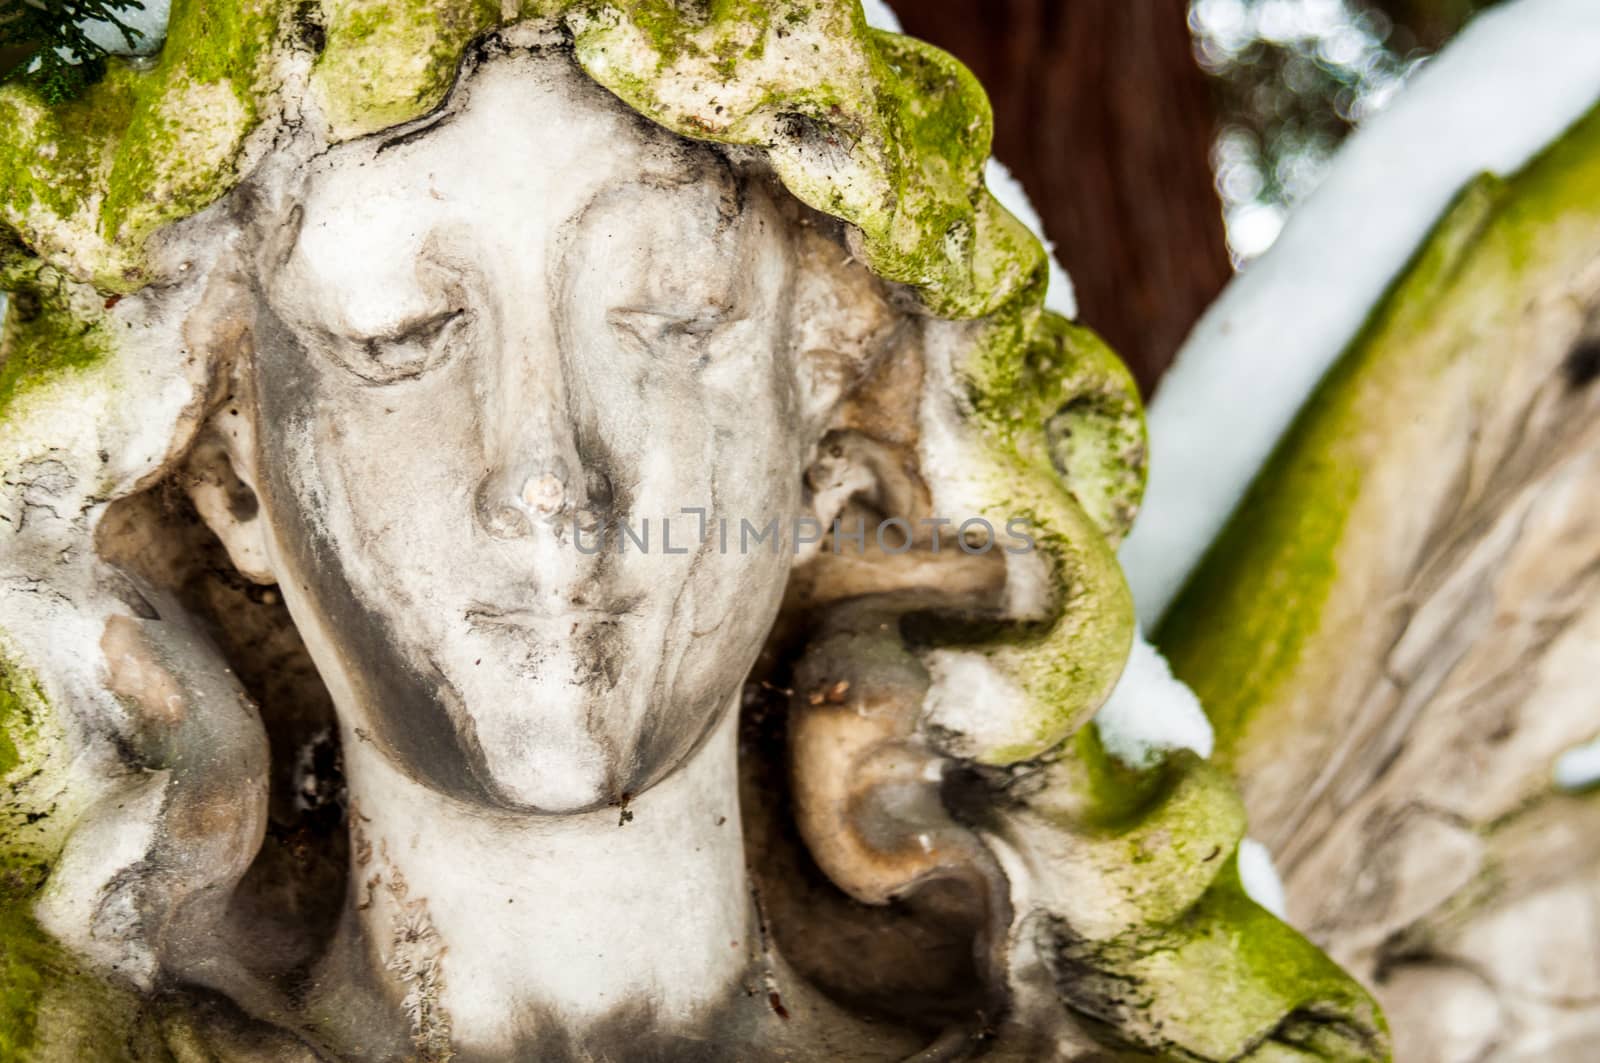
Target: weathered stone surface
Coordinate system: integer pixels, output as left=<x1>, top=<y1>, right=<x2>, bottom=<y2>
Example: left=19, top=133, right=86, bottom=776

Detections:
left=1162, top=102, right=1600, bottom=1061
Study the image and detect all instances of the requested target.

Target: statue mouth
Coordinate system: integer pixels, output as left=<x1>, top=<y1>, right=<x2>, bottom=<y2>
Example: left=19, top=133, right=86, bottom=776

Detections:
left=463, top=596, right=645, bottom=632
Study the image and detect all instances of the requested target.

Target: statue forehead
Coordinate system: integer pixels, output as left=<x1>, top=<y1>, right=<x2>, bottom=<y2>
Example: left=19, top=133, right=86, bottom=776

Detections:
left=277, top=49, right=756, bottom=329
left=294, top=51, right=707, bottom=233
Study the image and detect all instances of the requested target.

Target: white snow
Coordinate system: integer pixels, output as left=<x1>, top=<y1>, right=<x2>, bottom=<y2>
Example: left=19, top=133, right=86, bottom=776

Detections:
left=1093, top=630, right=1215, bottom=768
left=79, top=0, right=171, bottom=57
left=985, top=158, right=1079, bottom=319
left=1120, top=0, right=1600, bottom=623
left=1237, top=837, right=1289, bottom=920
left=1553, top=735, right=1600, bottom=792
left=860, top=0, right=903, bottom=33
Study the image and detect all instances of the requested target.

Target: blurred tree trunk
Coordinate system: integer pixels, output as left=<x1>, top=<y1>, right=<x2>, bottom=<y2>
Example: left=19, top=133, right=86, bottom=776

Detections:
left=897, top=0, right=1230, bottom=395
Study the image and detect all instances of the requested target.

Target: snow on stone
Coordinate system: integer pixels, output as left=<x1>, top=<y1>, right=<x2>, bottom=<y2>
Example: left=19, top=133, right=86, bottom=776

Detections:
left=1237, top=837, right=1289, bottom=920
left=1120, top=0, right=1600, bottom=624
left=1093, top=630, right=1215, bottom=768
left=1553, top=735, right=1600, bottom=793
left=985, top=158, right=1079, bottom=319
left=863, top=0, right=1078, bottom=318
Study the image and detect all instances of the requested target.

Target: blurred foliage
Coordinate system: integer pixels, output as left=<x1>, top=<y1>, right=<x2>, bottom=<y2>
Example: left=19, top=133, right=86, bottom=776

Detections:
left=0, top=0, right=146, bottom=103
left=1191, top=0, right=1498, bottom=262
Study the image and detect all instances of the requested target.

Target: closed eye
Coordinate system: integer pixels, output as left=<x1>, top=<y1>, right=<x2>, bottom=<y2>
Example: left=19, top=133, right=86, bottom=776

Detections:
left=607, top=307, right=742, bottom=368
left=345, top=307, right=468, bottom=384
left=385, top=307, right=465, bottom=347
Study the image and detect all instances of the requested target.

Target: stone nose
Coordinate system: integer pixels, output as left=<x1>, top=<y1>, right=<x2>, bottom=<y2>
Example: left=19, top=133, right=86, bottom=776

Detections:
left=520, top=471, right=568, bottom=518
left=477, top=461, right=579, bottom=540
left=476, top=457, right=619, bottom=540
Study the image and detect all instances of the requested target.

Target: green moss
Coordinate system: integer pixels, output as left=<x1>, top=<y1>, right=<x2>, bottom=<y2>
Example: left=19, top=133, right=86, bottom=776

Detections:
left=313, top=0, right=501, bottom=138
left=1048, top=855, right=1386, bottom=1061
left=0, top=662, right=42, bottom=780
left=1155, top=174, right=1504, bottom=757
left=1031, top=740, right=1249, bottom=929
left=0, top=0, right=283, bottom=290
left=0, top=658, right=60, bottom=1057
left=971, top=310, right=1147, bottom=544
left=0, top=9, right=1394, bottom=1059
left=98, top=0, right=280, bottom=250
left=1113, top=860, right=1388, bottom=1061
left=0, top=75, right=139, bottom=259
left=0, top=901, right=54, bottom=1060
left=1019, top=739, right=1385, bottom=1059
left=0, top=902, right=176, bottom=1062
left=0, top=646, right=173, bottom=1061
left=0, top=654, right=70, bottom=883
left=0, top=269, right=112, bottom=423
left=913, top=311, right=1142, bottom=766
left=1159, top=102, right=1600, bottom=764
left=1, top=0, right=1053, bottom=317
left=1066, top=725, right=1173, bottom=828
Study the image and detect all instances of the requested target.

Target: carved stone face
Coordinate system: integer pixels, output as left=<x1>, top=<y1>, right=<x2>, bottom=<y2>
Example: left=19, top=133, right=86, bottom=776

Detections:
left=243, top=51, right=808, bottom=813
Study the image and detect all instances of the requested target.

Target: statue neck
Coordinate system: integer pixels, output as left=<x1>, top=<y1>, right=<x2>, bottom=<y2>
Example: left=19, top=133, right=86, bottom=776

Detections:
left=335, top=704, right=755, bottom=1059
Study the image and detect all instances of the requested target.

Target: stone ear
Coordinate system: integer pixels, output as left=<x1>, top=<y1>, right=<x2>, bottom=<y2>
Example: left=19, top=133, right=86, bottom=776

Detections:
left=185, top=409, right=275, bottom=585
left=787, top=220, right=904, bottom=433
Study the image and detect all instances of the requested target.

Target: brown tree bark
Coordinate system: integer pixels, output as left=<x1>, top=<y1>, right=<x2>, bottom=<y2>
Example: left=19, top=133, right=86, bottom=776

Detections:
left=896, top=0, right=1231, bottom=395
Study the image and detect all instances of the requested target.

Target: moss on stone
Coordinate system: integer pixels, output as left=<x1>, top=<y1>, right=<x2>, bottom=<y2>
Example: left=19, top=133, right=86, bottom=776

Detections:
left=97, top=0, right=279, bottom=251
left=0, top=0, right=1143, bottom=772
left=1097, top=859, right=1387, bottom=1061
left=0, top=266, right=113, bottom=424
left=971, top=310, right=1147, bottom=545
left=0, top=662, right=42, bottom=782
left=0, top=4, right=1175, bottom=1049
left=1030, top=737, right=1249, bottom=931
left=0, top=653, right=73, bottom=900
left=0, top=0, right=1052, bottom=328
left=0, top=652, right=123, bottom=1062
left=1016, top=734, right=1386, bottom=1058
left=313, top=0, right=501, bottom=138
left=0, top=0, right=282, bottom=291
left=920, top=310, right=1142, bottom=766
left=0, top=902, right=175, bottom=1062
left=1041, top=845, right=1387, bottom=1060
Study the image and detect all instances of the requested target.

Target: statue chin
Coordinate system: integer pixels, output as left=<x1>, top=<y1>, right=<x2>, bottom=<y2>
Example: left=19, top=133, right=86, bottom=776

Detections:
left=301, top=609, right=747, bottom=815
left=461, top=685, right=727, bottom=816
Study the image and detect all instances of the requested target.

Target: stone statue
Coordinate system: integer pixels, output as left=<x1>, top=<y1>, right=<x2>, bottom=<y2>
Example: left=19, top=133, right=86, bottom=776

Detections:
left=0, top=3, right=1385, bottom=1060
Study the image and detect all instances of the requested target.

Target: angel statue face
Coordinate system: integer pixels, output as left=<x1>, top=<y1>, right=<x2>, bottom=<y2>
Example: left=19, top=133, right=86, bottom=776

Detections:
left=228, top=54, right=808, bottom=814
left=0, top=5, right=1388, bottom=1061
